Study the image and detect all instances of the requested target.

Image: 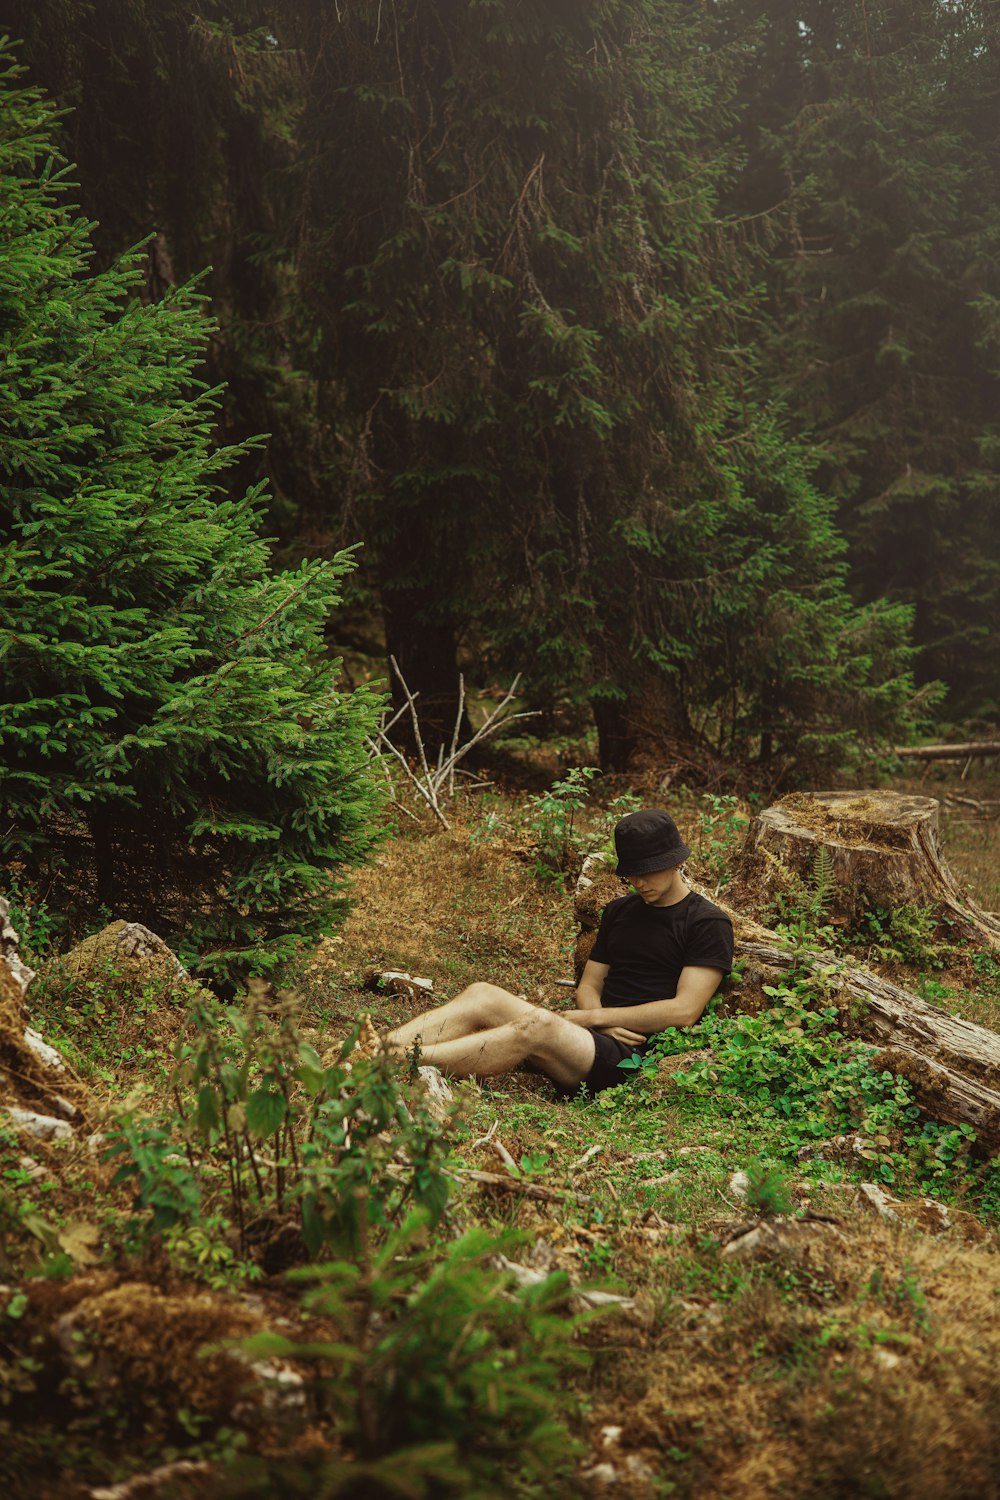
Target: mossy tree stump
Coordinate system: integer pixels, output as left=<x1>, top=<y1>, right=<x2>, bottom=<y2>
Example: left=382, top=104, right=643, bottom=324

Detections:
left=729, top=791, right=1000, bottom=950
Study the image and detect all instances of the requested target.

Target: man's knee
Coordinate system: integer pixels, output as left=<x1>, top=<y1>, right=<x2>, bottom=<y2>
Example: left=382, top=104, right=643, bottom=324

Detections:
left=462, top=982, right=530, bottom=1023
left=516, top=1008, right=563, bottom=1055
left=519, top=1010, right=594, bottom=1085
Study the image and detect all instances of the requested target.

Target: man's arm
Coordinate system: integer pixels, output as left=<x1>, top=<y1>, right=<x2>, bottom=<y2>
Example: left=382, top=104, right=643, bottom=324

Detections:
left=565, top=965, right=724, bottom=1036
left=574, top=959, right=608, bottom=1010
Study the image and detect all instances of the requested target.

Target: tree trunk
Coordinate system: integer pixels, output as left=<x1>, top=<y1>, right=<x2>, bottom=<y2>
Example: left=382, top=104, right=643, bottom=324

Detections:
left=381, top=587, right=472, bottom=751
left=728, top=790, right=1000, bottom=949
left=591, top=670, right=710, bottom=777
left=592, top=696, right=637, bottom=773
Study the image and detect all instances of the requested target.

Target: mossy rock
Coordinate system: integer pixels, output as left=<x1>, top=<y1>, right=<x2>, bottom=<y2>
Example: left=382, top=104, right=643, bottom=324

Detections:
left=51, top=920, right=201, bottom=1004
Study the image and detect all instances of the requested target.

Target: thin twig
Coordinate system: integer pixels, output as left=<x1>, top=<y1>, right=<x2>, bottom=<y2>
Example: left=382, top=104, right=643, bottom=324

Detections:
left=491, top=1138, right=519, bottom=1173
left=366, top=662, right=537, bottom=827
left=569, top=1143, right=604, bottom=1172
left=468, top=1119, right=500, bottom=1152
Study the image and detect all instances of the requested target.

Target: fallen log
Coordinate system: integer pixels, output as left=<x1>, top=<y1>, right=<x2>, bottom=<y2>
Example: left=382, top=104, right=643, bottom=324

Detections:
left=893, top=741, right=1000, bottom=762
left=735, top=940, right=1000, bottom=1153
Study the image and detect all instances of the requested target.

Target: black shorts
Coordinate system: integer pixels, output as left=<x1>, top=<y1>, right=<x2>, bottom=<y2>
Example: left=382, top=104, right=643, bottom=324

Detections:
left=556, top=1032, right=645, bottom=1099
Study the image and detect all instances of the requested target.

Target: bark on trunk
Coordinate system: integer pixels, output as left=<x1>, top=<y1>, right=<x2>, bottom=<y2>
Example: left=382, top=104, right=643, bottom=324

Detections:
left=733, top=939, right=1000, bottom=1153
left=381, top=589, right=472, bottom=751
left=592, top=697, right=638, bottom=774
left=591, top=671, right=714, bottom=777
left=728, top=790, right=1000, bottom=949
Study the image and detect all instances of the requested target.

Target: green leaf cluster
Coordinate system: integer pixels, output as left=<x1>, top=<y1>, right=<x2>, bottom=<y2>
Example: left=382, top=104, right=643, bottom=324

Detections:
left=640, top=968, right=981, bottom=1196
left=105, top=992, right=452, bottom=1261
left=232, top=1215, right=586, bottom=1498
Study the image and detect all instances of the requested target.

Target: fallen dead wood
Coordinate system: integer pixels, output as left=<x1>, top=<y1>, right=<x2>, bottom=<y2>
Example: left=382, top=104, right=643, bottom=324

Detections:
left=453, top=1167, right=588, bottom=1205
left=892, top=740, right=1000, bottom=762
left=945, top=794, right=1000, bottom=814
left=737, top=940, right=1000, bottom=1153
left=492, top=1254, right=636, bottom=1310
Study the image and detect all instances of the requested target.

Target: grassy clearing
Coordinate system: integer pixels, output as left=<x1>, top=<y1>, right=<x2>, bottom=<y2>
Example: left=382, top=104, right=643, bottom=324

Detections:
left=3, top=778, right=1000, bottom=1498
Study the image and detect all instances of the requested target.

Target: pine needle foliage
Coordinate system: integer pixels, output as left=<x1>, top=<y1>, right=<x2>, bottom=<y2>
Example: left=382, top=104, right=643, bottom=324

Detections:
left=721, top=0, right=1000, bottom=721
left=283, top=0, right=919, bottom=775
left=0, top=49, right=383, bottom=977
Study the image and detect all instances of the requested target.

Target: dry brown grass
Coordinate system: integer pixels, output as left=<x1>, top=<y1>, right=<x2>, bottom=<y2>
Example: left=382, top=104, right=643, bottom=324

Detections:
left=298, top=819, right=577, bottom=1033
left=458, top=1171, right=1000, bottom=1500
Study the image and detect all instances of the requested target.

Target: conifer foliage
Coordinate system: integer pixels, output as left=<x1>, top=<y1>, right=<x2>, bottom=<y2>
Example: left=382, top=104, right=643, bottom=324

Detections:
left=285, top=0, right=918, bottom=773
left=0, top=51, right=383, bottom=975
left=721, top=0, right=1000, bottom=722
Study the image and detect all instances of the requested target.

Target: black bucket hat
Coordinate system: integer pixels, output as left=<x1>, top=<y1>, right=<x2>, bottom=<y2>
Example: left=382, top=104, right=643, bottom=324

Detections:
left=614, top=808, right=691, bottom=877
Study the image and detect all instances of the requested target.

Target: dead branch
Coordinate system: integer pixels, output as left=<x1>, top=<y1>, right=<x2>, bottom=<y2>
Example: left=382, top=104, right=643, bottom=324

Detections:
left=365, top=660, right=536, bottom=829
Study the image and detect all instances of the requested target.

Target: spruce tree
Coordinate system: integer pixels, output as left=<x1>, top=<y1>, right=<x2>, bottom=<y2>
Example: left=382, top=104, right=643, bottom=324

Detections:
left=280, top=0, right=918, bottom=773
left=721, top=0, right=1000, bottom=723
left=0, top=48, right=383, bottom=976
left=2, top=0, right=322, bottom=534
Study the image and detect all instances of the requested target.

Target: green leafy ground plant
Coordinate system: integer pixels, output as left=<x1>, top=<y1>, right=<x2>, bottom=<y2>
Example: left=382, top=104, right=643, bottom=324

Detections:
left=227, top=1213, right=586, bottom=1498
left=615, top=964, right=983, bottom=1199
left=105, top=994, right=453, bottom=1264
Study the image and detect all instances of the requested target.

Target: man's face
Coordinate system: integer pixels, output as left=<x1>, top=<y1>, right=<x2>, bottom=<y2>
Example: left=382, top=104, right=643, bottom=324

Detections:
left=627, top=864, right=683, bottom=906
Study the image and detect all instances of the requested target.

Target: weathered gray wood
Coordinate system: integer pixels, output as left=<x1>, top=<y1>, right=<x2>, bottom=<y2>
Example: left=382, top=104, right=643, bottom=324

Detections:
left=729, top=791, right=1000, bottom=950
left=735, top=940, right=1000, bottom=1152
left=893, top=741, right=1000, bottom=761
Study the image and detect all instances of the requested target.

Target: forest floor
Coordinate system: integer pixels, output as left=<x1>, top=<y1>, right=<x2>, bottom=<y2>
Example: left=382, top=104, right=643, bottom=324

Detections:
left=2, top=764, right=1000, bottom=1499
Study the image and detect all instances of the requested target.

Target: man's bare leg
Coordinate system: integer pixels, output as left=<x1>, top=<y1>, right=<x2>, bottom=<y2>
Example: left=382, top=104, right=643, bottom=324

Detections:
left=413, top=1008, right=596, bottom=1091
left=386, top=982, right=536, bottom=1050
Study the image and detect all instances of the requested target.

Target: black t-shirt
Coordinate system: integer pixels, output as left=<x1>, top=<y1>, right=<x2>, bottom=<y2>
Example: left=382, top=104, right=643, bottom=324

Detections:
left=589, top=891, right=733, bottom=1008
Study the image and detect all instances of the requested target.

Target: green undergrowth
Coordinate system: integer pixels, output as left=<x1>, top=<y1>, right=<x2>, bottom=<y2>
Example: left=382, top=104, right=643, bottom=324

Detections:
left=4, top=779, right=1000, bottom=1497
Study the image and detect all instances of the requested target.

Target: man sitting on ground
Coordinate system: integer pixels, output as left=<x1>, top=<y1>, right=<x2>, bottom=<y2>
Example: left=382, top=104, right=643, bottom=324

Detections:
left=386, top=808, right=734, bottom=1097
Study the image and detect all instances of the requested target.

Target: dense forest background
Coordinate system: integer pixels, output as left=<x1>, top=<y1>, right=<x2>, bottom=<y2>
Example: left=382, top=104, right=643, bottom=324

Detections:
left=6, top=0, right=998, bottom=749
left=2, top=0, right=999, bottom=963
left=4, top=13, right=1000, bottom=1492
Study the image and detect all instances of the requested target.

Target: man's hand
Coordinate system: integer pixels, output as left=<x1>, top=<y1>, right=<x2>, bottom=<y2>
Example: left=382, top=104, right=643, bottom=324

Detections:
left=601, top=1025, right=646, bottom=1046
left=562, top=1010, right=644, bottom=1046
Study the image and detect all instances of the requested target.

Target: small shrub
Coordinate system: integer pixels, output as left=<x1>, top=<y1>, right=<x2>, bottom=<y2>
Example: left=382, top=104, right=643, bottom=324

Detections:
left=690, top=791, right=747, bottom=888
left=857, top=904, right=953, bottom=969
left=743, top=1158, right=794, bottom=1216
left=525, top=766, right=600, bottom=884
left=104, top=993, right=454, bottom=1266
left=227, top=1213, right=586, bottom=1498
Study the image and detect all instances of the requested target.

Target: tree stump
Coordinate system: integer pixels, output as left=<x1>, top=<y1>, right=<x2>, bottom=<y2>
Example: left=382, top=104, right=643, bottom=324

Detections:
left=572, top=854, right=628, bottom=980
left=729, top=791, right=1000, bottom=950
